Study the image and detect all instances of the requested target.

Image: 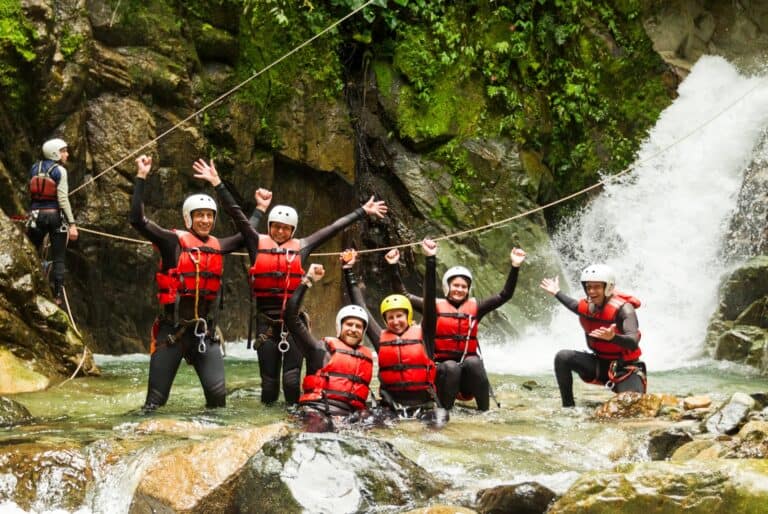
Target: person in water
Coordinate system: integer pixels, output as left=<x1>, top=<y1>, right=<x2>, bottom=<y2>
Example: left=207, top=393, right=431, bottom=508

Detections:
left=27, top=138, right=79, bottom=304
left=130, top=155, right=244, bottom=411
left=285, top=259, right=373, bottom=432
left=540, top=264, right=646, bottom=407
left=344, top=241, right=446, bottom=425
left=384, top=246, right=527, bottom=411
left=191, top=158, right=387, bottom=406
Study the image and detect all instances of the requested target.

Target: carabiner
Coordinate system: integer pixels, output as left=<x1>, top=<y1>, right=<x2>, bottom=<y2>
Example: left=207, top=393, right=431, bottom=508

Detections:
left=194, top=318, right=208, bottom=353
left=277, top=330, right=290, bottom=353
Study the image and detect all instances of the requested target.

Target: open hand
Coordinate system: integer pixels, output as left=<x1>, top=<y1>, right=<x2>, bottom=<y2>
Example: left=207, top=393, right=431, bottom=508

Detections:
left=192, top=158, right=221, bottom=187
left=362, top=196, right=387, bottom=218
left=539, top=276, right=560, bottom=296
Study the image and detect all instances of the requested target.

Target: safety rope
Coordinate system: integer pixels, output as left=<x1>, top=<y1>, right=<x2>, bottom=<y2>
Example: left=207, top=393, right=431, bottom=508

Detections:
left=68, top=0, right=376, bottom=196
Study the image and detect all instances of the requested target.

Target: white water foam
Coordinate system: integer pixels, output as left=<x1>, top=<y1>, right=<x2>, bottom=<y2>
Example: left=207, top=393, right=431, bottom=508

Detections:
left=486, top=56, right=768, bottom=374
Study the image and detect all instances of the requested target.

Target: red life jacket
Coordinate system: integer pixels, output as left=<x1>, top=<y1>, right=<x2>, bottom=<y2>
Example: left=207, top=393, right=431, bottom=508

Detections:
left=378, top=325, right=436, bottom=394
left=434, top=298, right=479, bottom=361
left=155, top=230, right=223, bottom=306
left=300, top=337, right=374, bottom=411
left=29, top=162, right=59, bottom=202
left=578, top=291, right=642, bottom=362
left=248, top=235, right=304, bottom=300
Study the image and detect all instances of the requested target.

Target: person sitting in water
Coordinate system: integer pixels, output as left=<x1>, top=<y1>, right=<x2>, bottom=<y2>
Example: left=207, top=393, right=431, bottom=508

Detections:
left=540, top=264, right=646, bottom=407
left=344, top=241, right=446, bottom=425
left=384, top=247, right=527, bottom=411
left=130, top=155, right=244, bottom=412
left=285, top=260, right=373, bottom=432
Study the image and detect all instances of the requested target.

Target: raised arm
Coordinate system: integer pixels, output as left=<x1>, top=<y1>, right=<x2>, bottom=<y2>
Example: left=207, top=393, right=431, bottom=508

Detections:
left=476, top=248, right=527, bottom=317
left=249, top=188, right=270, bottom=230
left=540, top=275, right=580, bottom=314
left=285, top=264, right=326, bottom=360
left=130, top=155, right=178, bottom=267
left=342, top=250, right=382, bottom=350
left=420, top=239, right=438, bottom=359
left=300, top=196, right=387, bottom=257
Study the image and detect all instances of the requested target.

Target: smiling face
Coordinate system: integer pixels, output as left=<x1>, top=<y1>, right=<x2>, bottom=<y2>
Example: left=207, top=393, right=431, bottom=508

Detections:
left=383, top=309, right=409, bottom=335
left=584, top=281, right=607, bottom=306
left=269, top=221, right=294, bottom=244
left=58, top=147, right=69, bottom=163
left=191, top=209, right=215, bottom=238
left=447, top=276, right=470, bottom=302
left=339, top=317, right=365, bottom=346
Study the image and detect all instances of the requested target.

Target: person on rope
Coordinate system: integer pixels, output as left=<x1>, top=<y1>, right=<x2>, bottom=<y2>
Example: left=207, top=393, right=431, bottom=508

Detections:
left=344, top=241, right=447, bottom=426
left=285, top=259, right=373, bottom=432
left=130, top=155, right=244, bottom=412
left=27, top=138, right=79, bottom=305
left=540, top=264, right=646, bottom=408
left=384, top=246, right=527, bottom=411
left=191, top=159, right=387, bottom=406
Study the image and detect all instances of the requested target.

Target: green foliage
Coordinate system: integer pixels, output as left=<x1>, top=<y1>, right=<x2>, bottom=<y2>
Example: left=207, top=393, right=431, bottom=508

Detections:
left=0, top=0, right=37, bottom=108
left=60, top=30, right=85, bottom=59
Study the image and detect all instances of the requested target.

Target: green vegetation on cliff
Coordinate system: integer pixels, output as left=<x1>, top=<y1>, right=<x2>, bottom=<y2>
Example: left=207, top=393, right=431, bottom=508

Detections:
left=0, top=0, right=36, bottom=109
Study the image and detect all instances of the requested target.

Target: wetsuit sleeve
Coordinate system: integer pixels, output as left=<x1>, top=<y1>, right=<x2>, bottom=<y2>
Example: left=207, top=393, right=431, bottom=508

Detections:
left=249, top=207, right=265, bottom=231
left=421, top=255, right=437, bottom=359
left=389, top=263, right=425, bottom=313
left=299, top=207, right=366, bottom=258
left=612, top=303, right=640, bottom=350
left=476, top=266, right=520, bottom=318
left=129, top=177, right=179, bottom=270
left=285, top=282, right=325, bottom=363
left=214, top=183, right=260, bottom=261
left=217, top=233, right=245, bottom=254
left=554, top=291, right=580, bottom=314
left=344, top=267, right=381, bottom=351
left=56, top=166, right=76, bottom=224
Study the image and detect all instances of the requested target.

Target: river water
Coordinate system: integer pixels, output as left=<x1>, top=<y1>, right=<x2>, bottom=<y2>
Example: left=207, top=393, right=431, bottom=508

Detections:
left=3, top=56, right=768, bottom=513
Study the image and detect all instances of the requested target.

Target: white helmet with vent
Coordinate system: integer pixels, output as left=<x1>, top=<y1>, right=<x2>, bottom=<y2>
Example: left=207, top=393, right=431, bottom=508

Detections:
left=268, top=205, right=298, bottom=236
left=580, top=264, right=616, bottom=296
left=335, top=304, right=368, bottom=336
left=42, top=138, right=68, bottom=161
left=182, top=194, right=217, bottom=230
left=442, top=265, right=473, bottom=296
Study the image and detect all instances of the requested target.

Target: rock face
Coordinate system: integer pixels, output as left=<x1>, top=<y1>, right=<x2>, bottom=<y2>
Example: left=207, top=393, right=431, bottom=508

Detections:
left=231, top=432, right=448, bottom=514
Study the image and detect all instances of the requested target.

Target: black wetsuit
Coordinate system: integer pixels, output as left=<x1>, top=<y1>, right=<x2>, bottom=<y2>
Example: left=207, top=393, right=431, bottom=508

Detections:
left=130, top=178, right=243, bottom=410
left=553, top=291, right=644, bottom=407
left=27, top=160, right=76, bottom=299
left=214, top=183, right=369, bottom=405
left=389, top=265, right=520, bottom=411
left=345, top=256, right=438, bottom=413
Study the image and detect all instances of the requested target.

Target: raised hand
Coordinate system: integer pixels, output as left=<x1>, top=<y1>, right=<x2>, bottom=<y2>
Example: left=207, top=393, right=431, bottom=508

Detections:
left=307, top=263, right=325, bottom=282
left=135, top=155, right=152, bottom=178
left=510, top=248, right=526, bottom=267
left=384, top=248, right=400, bottom=265
left=340, top=249, right=358, bottom=269
left=254, top=188, right=272, bottom=211
left=362, top=196, right=388, bottom=218
left=192, top=158, right=221, bottom=187
left=539, top=276, right=560, bottom=296
left=421, top=238, right=437, bottom=257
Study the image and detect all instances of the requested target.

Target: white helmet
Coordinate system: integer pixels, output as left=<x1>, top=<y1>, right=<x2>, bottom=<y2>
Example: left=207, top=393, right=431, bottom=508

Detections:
left=580, top=264, right=616, bottom=296
left=42, top=138, right=68, bottom=161
left=268, top=205, right=298, bottom=235
left=335, top=304, right=368, bottom=336
left=442, top=265, right=473, bottom=296
left=182, top=194, right=217, bottom=229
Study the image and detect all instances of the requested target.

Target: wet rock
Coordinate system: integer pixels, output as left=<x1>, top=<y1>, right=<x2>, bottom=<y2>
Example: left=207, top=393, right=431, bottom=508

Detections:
left=0, top=396, right=32, bottom=427
left=670, top=439, right=720, bottom=462
left=684, top=395, right=712, bottom=410
left=549, top=459, right=768, bottom=513
left=0, top=348, right=50, bottom=394
left=476, top=481, right=557, bottom=514
left=0, top=442, right=90, bottom=512
left=594, top=392, right=663, bottom=419
left=232, top=432, right=448, bottom=514
left=704, top=392, right=756, bottom=435
left=725, top=421, right=768, bottom=459
left=714, top=325, right=767, bottom=365
left=647, top=426, right=695, bottom=461
left=404, top=506, right=477, bottom=514
left=129, top=423, right=288, bottom=513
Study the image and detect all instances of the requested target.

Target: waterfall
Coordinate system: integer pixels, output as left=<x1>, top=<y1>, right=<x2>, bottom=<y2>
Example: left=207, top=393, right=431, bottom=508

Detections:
left=487, top=56, right=768, bottom=374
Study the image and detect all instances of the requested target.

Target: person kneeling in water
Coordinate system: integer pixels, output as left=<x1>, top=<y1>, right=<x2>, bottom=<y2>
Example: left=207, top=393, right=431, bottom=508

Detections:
left=540, top=264, right=646, bottom=408
left=344, top=242, right=447, bottom=426
left=285, top=262, right=373, bottom=432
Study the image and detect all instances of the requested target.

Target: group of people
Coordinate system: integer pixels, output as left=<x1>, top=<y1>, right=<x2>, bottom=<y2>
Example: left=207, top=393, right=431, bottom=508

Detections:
left=26, top=140, right=647, bottom=430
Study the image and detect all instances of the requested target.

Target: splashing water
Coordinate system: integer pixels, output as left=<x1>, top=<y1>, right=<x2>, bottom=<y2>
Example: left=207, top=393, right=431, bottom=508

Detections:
left=487, top=56, right=768, bottom=374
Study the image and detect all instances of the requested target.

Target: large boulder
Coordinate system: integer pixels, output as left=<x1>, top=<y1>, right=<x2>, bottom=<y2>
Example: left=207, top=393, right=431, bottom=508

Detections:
left=231, top=432, right=448, bottom=514
left=704, top=392, right=756, bottom=436
left=476, top=481, right=557, bottom=514
left=549, top=459, right=768, bottom=514
left=0, top=396, right=32, bottom=427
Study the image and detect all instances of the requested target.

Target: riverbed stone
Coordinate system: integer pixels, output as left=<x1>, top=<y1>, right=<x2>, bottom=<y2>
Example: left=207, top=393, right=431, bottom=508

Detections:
left=476, top=481, right=557, bottom=514
left=0, top=348, right=50, bottom=394
left=647, top=426, right=695, bottom=461
left=0, top=396, right=32, bottom=427
left=548, top=459, right=768, bottom=514
left=684, top=395, right=712, bottom=410
left=594, top=392, right=663, bottom=419
left=704, top=392, right=756, bottom=435
left=714, top=325, right=767, bottom=364
left=232, top=432, right=448, bottom=514
left=129, top=423, right=289, bottom=513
